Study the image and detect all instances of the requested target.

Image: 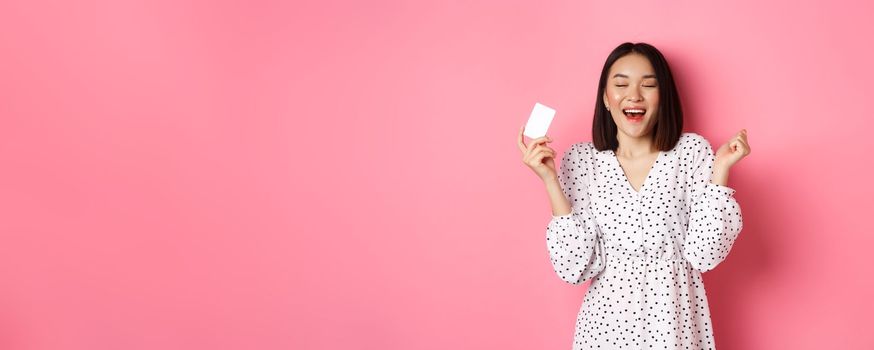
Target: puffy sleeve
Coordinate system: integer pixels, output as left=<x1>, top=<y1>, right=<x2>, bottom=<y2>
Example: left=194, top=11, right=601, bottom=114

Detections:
left=545, top=143, right=606, bottom=285
left=681, top=135, right=744, bottom=273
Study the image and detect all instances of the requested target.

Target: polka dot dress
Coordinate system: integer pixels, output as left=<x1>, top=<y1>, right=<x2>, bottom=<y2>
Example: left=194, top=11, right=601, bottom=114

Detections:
left=546, top=132, right=743, bottom=349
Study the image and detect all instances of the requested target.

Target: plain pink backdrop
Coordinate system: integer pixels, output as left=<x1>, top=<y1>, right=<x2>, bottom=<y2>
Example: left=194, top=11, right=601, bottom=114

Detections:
left=1, top=0, right=873, bottom=349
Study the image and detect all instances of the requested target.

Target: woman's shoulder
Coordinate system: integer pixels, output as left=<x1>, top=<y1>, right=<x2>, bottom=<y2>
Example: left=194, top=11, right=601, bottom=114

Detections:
left=566, top=141, right=600, bottom=160
left=676, top=132, right=712, bottom=152
left=557, top=142, right=598, bottom=170
left=569, top=141, right=593, bottom=152
left=679, top=131, right=705, bottom=144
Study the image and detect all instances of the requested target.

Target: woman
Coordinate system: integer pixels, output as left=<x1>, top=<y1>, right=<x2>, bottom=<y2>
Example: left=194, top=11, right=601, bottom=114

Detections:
left=517, top=42, right=750, bottom=349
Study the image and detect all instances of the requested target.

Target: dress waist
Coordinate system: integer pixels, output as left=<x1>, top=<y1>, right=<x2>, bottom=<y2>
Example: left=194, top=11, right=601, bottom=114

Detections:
left=604, top=247, right=689, bottom=264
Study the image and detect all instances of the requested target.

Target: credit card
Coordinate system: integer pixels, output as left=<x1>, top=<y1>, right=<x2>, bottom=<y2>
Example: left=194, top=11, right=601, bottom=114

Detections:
left=523, top=102, right=555, bottom=139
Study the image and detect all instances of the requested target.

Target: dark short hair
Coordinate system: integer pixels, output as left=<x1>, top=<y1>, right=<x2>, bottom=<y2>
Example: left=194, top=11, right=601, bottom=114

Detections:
left=592, top=42, right=683, bottom=152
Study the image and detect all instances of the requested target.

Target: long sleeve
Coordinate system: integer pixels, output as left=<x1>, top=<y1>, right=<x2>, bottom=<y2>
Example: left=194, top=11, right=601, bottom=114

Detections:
left=545, top=143, right=606, bottom=285
left=681, top=136, right=744, bottom=273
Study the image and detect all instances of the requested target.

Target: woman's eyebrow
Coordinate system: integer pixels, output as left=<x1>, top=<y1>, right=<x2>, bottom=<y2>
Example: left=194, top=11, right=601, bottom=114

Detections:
left=612, top=73, right=657, bottom=79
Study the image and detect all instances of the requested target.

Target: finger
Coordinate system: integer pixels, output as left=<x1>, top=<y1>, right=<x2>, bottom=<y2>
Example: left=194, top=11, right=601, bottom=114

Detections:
left=527, top=148, right=555, bottom=165
left=525, top=136, right=552, bottom=156
left=527, top=146, right=555, bottom=160
left=539, top=148, right=557, bottom=158
left=730, top=140, right=740, bottom=152
left=737, top=138, right=750, bottom=153
left=526, top=136, right=551, bottom=151
left=734, top=143, right=748, bottom=156
left=529, top=145, right=556, bottom=161
left=531, top=150, right=555, bottom=165
left=517, top=126, right=527, bottom=153
left=532, top=144, right=555, bottom=153
left=734, top=141, right=746, bottom=154
left=531, top=154, right=543, bottom=167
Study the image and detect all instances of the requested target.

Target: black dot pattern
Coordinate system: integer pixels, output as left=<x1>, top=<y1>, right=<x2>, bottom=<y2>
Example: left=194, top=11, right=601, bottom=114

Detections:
left=545, top=132, right=743, bottom=349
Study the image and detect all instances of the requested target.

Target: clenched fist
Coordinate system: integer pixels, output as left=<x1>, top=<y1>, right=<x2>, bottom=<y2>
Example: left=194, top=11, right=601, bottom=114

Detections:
left=715, top=129, right=751, bottom=169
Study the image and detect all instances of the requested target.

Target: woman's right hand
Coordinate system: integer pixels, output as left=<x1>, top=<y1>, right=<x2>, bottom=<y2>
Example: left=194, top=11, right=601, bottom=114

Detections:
left=517, top=125, right=557, bottom=182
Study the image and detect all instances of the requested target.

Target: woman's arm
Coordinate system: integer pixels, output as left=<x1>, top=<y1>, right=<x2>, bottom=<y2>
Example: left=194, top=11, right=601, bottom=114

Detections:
left=545, top=144, right=606, bottom=284
left=545, top=176, right=572, bottom=216
left=681, top=135, right=744, bottom=272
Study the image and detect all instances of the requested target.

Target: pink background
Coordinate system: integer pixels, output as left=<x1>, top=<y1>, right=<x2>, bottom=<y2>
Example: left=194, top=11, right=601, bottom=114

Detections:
left=1, top=0, right=873, bottom=349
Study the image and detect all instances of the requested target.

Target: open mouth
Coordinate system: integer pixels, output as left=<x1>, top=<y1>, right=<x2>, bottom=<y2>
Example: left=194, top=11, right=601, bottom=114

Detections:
left=622, top=108, right=646, bottom=121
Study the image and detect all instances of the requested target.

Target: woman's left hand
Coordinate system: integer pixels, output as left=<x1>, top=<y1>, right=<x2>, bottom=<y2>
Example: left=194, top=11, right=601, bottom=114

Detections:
left=714, top=129, right=751, bottom=169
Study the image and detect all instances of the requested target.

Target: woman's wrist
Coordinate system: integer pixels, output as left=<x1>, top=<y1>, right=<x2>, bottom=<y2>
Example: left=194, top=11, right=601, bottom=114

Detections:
left=543, top=174, right=560, bottom=187
left=544, top=175, right=572, bottom=216
left=711, top=164, right=730, bottom=186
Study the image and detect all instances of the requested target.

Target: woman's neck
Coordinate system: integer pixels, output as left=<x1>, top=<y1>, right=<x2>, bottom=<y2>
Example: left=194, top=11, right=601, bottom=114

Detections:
left=615, top=133, right=657, bottom=158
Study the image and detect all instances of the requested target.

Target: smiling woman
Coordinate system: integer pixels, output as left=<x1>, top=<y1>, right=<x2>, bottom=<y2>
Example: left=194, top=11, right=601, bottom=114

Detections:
left=594, top=43, right=684, bottom=154
left=518, top=42, right=750, bottom=350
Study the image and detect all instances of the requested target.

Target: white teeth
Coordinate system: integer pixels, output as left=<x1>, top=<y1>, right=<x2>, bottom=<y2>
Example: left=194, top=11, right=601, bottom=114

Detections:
left=623, top=109, right=645, bottom=113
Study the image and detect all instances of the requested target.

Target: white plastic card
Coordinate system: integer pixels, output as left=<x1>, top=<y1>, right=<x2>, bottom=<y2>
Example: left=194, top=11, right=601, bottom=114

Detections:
left=523, top=102, right=555, bottom=139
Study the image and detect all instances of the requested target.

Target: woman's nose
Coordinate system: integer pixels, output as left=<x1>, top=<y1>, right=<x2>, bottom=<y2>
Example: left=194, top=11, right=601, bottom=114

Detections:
left=627, top=89, right=643, bottom=102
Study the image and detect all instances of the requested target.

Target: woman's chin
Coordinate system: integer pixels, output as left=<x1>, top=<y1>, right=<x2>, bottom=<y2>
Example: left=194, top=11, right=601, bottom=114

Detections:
left=619, top=123, right=653, bottom=137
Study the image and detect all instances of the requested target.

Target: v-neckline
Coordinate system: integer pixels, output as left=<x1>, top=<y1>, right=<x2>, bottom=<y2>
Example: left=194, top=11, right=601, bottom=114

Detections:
left=608, top=149, right=664, bottom=195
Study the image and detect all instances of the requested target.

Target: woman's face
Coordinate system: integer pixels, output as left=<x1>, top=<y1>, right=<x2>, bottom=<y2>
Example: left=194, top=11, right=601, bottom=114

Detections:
left=603, top=53, right=660, bottom=139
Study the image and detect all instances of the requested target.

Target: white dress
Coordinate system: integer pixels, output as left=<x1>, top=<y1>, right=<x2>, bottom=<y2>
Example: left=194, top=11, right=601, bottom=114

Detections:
left=546, top=132, right=743, bottom=350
